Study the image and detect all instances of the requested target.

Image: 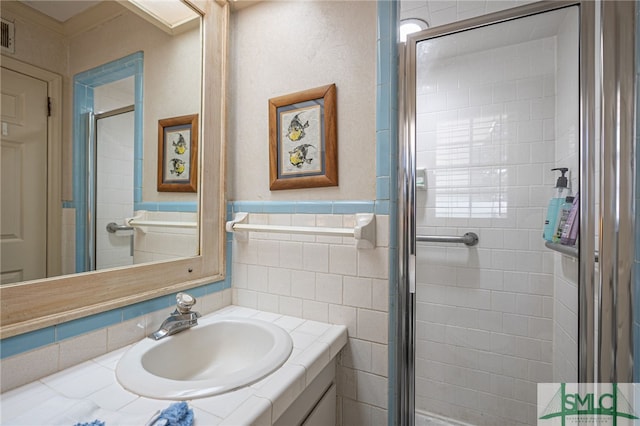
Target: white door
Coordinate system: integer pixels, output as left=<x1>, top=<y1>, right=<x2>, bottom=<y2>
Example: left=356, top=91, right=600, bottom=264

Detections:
left=1, top=67, right=48, bottom=283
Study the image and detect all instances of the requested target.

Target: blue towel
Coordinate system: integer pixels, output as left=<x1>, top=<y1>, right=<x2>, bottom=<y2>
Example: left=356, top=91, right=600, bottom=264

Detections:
left=72, top=402, right=193, bottom=426
left=148, top=402, right=194, bottom=426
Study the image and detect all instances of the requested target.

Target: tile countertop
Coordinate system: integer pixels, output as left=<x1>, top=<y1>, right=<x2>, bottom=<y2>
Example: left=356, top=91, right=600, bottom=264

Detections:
left=0, top=306, right=348, bottom=426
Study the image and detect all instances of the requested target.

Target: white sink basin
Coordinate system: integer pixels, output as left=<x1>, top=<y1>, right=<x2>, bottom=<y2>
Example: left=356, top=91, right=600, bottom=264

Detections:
left=116, top=317, right=293, bottom=400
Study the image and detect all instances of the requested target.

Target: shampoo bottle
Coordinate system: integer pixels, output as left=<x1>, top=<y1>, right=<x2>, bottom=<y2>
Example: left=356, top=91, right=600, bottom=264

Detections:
left=543, top=167, right=569, bottom=242
left=560, top=192, right=579, bottom=246
left=552, top=195, right=574, bottom=243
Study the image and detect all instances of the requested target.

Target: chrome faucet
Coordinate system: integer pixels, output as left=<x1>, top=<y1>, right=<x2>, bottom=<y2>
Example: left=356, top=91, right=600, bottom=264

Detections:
left=149, top=292, right=201, bottom=340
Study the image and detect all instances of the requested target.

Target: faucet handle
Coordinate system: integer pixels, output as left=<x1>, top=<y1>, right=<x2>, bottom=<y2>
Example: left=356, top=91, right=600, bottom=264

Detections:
left=176, top=292, right=197, bottom=313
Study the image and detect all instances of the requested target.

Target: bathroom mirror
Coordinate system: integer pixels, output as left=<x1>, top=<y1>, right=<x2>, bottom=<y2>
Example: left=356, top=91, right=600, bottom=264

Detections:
left=0, top=0, right=227, bottom=338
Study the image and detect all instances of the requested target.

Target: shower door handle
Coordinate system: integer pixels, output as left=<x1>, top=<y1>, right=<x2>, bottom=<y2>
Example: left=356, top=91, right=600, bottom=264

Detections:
left=409, top=253, right=416, bottom=294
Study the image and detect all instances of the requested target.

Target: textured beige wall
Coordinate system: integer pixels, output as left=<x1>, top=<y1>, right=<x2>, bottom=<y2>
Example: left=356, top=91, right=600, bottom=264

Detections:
left=0, top=5, right=67, bottom=75
left=228, top=1, right=377, bottom=201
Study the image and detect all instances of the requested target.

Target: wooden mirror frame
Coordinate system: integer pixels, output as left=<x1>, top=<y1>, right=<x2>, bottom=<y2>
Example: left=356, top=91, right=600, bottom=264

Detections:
left=0, top=0, right=228, bottom=339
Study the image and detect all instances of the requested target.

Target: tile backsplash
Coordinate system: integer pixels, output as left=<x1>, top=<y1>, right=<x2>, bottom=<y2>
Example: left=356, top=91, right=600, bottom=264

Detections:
left=230, top=212, right=390, bottom=425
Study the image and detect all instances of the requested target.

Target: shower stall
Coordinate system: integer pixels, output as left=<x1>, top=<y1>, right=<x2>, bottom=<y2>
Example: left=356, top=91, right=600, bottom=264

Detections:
left=397, top=1, right=635, bottom=425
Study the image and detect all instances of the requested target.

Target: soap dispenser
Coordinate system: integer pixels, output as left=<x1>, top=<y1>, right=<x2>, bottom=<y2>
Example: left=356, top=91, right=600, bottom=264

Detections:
left=543, top=167, right=569, bottom=242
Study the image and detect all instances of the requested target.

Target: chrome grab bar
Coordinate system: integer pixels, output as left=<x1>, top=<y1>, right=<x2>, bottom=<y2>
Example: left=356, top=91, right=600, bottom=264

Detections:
left=416, top=232, right=479, bottom=247
left=106, top=222, right=134, bottom=233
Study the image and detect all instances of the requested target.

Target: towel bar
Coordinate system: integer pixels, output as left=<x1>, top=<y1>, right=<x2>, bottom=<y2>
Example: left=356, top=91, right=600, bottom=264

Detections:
left=226, top=212, right=376, bottom=248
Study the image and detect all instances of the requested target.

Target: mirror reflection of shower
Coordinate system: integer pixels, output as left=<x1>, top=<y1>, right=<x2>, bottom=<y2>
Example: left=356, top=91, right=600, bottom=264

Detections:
left=91, top=77, right=135, bottom=271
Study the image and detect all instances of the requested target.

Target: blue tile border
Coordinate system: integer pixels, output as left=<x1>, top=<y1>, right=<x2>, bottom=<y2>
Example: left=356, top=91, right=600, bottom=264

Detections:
left=229, top=200, right=380, bottom=215
left=377, top=176, right=390, bottom=200
left=134, top=202, right=198, bottom=213
left=296, top=202, right=334, bottom=214
left=377, top=0, right=399, bottom=423
left=332, top=201, right=375, bottom=214
left=0, top=328, right=55, bottom=359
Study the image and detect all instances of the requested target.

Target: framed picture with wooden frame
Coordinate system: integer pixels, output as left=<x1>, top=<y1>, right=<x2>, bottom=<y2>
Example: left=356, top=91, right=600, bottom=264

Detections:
left=269, top=84, right=337, bottom=190
left=157, top=114, right=198, bottom=192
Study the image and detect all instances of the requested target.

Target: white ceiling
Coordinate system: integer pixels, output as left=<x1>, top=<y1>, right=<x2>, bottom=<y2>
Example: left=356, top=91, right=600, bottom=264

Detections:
left=20, top=0, right=101, bottom=22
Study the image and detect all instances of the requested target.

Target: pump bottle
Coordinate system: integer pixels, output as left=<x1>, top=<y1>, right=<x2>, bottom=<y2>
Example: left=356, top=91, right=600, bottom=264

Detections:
left=543, top=167, right=569, bottom=242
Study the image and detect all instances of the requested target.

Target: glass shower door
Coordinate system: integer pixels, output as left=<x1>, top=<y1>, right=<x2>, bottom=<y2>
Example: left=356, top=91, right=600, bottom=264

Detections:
left=410, top=6, right=580, bottom=425
left=94, top=108, right=135, bottom=270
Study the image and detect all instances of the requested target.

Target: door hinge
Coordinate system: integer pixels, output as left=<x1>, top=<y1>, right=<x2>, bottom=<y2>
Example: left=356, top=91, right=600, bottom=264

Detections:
left=47, top=97, right=52, bottom=117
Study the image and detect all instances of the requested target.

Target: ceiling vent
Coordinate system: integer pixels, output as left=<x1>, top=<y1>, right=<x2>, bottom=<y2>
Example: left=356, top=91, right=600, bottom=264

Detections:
left=1, top=18, right=15, bottom=54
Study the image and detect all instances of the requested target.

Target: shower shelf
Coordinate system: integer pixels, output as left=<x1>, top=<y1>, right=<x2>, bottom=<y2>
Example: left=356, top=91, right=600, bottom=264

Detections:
left=545, top=241, right=599, bottom=262
left=226, top=212, right=376, bottom=249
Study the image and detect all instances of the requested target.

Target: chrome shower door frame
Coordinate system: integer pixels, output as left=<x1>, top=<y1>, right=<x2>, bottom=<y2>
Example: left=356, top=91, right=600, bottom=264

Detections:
left=598, top=1, right=637, bottom=383
left=397, top=1, right=606, bottom=424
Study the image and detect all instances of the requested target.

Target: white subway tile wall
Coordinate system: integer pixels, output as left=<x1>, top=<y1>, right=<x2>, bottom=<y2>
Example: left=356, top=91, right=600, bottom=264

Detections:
left=412, top=7, right=579, bottom=425
left=232, top=213, right=389, bottom=425
left=61, top=208, right=76, bottom=275
left=61, top=133, right=198, bottom=272
left=132, top=211, right=199, bottom=263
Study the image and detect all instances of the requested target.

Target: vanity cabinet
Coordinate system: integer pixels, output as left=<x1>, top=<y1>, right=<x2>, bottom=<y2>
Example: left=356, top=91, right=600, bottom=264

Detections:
left=274, top=360, right=337, bottom=426
left=302, top=383, right=336, bottom=426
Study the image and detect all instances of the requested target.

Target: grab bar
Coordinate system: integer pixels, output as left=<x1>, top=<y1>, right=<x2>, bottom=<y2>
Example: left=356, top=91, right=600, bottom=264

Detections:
left=416, top=232, right=479, bottom=247
left=106, top=222, right=133, bottom=233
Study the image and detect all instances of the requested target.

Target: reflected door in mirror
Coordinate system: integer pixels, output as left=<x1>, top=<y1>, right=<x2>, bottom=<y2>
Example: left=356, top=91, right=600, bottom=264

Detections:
left=1, top=67, right=48, bottom=284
